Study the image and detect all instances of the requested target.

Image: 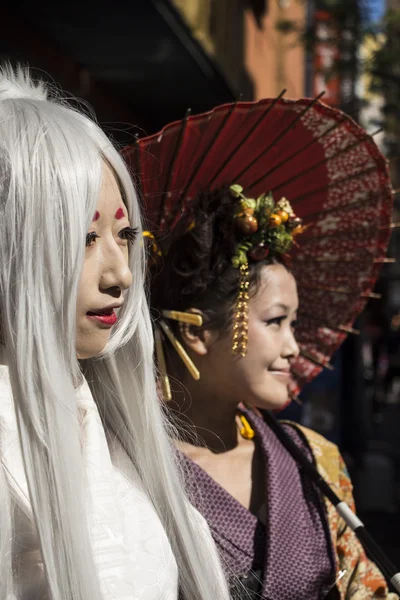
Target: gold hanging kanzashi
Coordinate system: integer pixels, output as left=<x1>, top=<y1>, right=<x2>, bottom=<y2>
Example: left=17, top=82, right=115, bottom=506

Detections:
left=232, top=263, right=250, bottom=357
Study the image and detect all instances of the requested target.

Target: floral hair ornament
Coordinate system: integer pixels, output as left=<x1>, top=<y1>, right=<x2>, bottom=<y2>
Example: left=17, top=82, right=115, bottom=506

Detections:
left=230, top=184, right=306, bottom=357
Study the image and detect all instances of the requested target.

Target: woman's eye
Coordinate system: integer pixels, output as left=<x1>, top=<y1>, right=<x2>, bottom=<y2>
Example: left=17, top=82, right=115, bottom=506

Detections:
left=119, top=226, right=139, bottom=245
left=266, top=316, right=285, bottom=327
left=86, top=232, right=100, bottom=247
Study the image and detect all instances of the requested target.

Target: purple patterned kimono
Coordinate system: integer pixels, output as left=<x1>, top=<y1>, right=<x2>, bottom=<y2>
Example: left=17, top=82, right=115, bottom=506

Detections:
left=181, top=409, right=337, bottom=599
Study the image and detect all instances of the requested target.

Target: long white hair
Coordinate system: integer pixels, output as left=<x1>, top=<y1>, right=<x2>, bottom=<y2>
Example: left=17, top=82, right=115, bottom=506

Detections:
left=0, top=65, right=229, bottom=600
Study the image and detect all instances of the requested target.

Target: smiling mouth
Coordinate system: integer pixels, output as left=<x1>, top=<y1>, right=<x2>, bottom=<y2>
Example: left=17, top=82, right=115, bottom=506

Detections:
left=269, top=370, right=291, bottom=380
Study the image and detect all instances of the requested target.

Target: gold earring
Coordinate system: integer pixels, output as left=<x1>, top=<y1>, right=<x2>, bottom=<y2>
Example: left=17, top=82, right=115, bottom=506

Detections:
left=239, top=415, right=255, bottom=440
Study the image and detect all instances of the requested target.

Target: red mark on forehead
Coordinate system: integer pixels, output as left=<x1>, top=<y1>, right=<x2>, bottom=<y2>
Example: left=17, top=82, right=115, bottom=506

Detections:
left=93, top=211, right=100, bottom=222
left=115, top=207, right=125, bottom=220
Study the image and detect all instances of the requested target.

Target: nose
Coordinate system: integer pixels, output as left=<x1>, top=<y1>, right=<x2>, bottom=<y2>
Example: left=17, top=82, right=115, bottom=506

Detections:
left=282, top=327, right=300, bottom=361
left=99, top=242, right=133, bottom=297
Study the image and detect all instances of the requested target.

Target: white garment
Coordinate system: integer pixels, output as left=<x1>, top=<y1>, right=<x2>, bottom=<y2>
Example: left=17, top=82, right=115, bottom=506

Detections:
left=0, top=365, right=178, bottom=600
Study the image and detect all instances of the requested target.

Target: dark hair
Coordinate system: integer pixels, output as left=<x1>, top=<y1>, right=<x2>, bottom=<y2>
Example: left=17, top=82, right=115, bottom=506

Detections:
left=150, top=188, right=284, bottom=332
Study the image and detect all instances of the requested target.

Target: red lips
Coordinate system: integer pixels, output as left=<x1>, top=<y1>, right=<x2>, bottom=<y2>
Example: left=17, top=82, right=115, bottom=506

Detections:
left=86, top=309, right=118, bottom=326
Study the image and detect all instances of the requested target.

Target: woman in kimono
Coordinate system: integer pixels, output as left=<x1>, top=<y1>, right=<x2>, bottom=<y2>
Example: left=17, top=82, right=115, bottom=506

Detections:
left=126, top=97, right=398, bottom=598
left=0, top=65, right=229, bottom=599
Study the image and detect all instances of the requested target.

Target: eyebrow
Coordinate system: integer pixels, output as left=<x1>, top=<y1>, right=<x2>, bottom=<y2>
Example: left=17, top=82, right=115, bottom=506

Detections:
left=265, top=303, right=299, bottom=314
left=93, top=211, right=100, bottom=222
left=270, top=303, right=291, bottom=311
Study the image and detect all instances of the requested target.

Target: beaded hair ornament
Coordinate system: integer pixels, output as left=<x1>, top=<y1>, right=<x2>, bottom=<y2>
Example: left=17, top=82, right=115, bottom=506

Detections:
left=229, top=183, right=305, bottom=357
left=148, top=183, right=305, bottom=400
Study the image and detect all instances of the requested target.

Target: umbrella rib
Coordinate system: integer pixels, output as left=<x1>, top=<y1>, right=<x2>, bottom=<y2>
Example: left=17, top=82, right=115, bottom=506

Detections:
left=299, top=348, right=334, bottom=370
left=160, top=108, right=191, bottom=227
left=362, top=292, right=382, bottom=298
left=181, top=102, right=238, bottom=200
left=297, top=310, right=360, bottom=334
left=290, top=164, right=380, bottom=203
left=297, top=283, right=380, bottom=298
left=338, top=325, right=360, bottom=334
left=290, top=365, right=308, bottom=382
left=300, top=191, right=391, bottom=221
left=299, top=222, right=378, bottom=243
left=289, top=392, right=303, bottom=405
left=234, top=92, right=325, bottom=183
left=298, top=256, right=392, bottom=264
left=247, top=116, right=347, bottom=190
left=207, top=90, right=287, bottom=187
left=271, top=134, right=373, bottom=194
left=295, top=254, right=373, bottom=264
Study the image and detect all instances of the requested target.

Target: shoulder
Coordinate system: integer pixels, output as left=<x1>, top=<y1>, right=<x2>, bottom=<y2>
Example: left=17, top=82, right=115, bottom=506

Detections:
left=283, top=421, right=339, bottom=458
left=281, top=421, right=344, bottom=488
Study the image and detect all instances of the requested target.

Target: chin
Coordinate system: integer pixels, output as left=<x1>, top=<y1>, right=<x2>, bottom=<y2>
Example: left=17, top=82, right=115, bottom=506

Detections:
left=251, top=382, right=290, bottom=412
left=76, top=337, right=109, bottom=359
left=257, top=396, right=290, bottom=412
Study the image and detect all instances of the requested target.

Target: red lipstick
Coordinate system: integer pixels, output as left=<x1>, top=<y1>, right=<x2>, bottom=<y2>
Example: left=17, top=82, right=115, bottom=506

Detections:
left=86, top=309, right=118, bottom=327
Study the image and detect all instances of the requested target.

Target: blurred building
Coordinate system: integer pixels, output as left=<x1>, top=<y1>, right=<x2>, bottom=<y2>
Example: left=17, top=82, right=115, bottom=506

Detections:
left=157, top=0, right=307, bottom=100
left=1, top=1, right=237, bottom=137
left=1, top=0, right=307, bottom=139
left=243, top=0, right=306, bottom=99
left=309, top=0, right=361, bottom=118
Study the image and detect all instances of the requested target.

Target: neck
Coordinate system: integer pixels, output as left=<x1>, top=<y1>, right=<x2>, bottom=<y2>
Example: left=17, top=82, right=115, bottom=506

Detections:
left=169, top=381, right=241, bottom=453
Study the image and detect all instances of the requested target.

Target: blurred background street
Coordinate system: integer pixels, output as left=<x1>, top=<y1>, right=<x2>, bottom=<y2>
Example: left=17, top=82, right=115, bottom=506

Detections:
left=2, top=0, right=399, bottom=577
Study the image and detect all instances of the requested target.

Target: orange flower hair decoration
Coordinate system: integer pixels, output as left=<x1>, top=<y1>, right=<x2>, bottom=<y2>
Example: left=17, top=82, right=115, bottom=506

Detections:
left=230, top=184, right=306, bottom=268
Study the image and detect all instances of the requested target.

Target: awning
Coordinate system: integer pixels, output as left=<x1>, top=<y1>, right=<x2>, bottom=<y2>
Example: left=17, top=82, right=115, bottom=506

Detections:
left=2, top=0, right=236, bottom=135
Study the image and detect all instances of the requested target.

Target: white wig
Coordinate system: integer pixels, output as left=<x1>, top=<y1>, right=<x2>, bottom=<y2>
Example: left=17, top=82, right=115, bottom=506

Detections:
left=0, top=65, right=229, bottom=600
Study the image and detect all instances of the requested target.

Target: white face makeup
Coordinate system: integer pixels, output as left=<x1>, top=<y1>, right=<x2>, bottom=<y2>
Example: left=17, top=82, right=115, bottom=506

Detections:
left=76, top=165, right=136, bottom=359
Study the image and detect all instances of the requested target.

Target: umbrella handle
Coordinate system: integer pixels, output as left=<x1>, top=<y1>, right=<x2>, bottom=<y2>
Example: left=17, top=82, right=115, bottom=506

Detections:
left=262, top=411, right=400, bottom=594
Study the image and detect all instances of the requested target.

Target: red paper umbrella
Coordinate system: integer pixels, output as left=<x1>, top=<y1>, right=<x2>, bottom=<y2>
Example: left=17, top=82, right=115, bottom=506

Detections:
left=123, top=97, right=394, bottom=396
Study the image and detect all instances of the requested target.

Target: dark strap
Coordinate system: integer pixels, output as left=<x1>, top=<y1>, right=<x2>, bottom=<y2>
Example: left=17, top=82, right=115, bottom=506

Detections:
left=230, top=568, right=263, bottom=599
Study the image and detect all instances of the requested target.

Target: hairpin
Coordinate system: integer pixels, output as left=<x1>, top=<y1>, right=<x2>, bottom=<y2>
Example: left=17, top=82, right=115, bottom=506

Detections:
left=162, top=310, right=203, bottom=327
left=155, top=326, right=172, bottom=401
left=159, top=319, right=200, bottom=380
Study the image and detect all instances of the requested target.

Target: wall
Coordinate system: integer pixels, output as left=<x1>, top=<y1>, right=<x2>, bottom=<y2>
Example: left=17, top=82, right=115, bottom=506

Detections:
left=244, top=0, right=306, bottom=100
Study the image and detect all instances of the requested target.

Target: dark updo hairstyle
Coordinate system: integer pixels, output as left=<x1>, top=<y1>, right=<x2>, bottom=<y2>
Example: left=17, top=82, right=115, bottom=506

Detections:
left=150, top=188, right=284, bottom=334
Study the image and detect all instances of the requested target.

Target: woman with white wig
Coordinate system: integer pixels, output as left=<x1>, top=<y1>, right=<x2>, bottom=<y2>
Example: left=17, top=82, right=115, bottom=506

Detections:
left=0, top=65, right=229, bottom=600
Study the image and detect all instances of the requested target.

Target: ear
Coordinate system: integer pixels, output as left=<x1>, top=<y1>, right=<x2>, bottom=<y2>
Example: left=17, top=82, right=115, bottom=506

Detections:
left=179, top=308, right=219, bottom=357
